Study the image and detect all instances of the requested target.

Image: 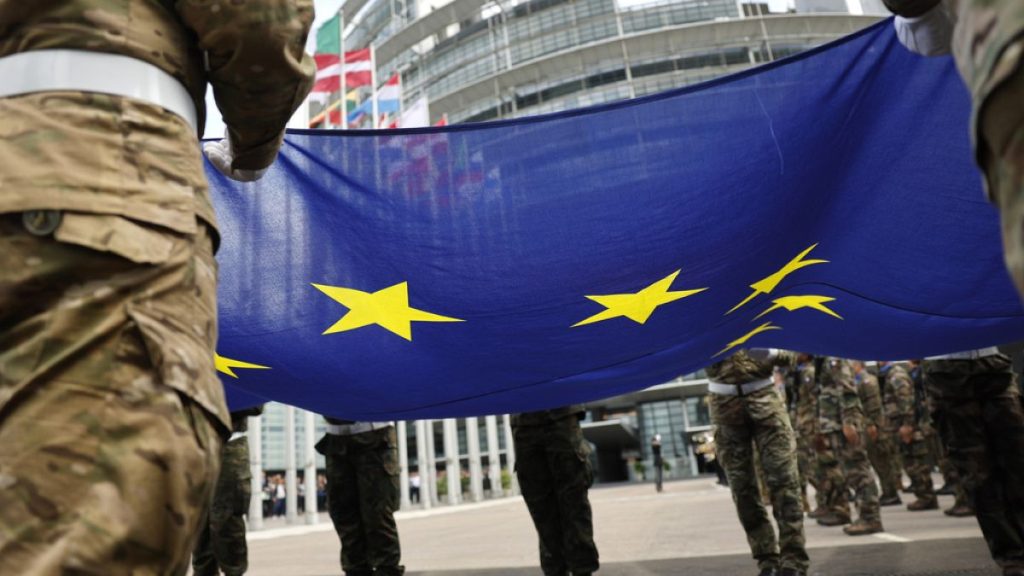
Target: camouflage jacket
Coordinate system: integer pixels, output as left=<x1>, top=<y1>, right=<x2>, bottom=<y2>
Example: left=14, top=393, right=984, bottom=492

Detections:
left=880, top=362, right=916, bottom=429
left=793, top=361, right=818, bottom=438
left=511, top=405, right=585, bottom=427
left=0, top=0, right=315, bottom=233
left=854, top=370, right=885, bottom=428
left=705, top=349, right=796, bottom=385
left=817, top=357, right=863, bottom=434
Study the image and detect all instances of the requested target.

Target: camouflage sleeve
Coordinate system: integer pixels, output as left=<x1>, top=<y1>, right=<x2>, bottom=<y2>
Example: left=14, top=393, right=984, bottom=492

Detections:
left=836, top=362, right=863, bottom=427
left=890, top=373, right=915, bottom=428
left=882, top=0, right=940, bottom=17
left=772, top=350, right=797, bottom=369
left=176, top=0, right=316, bottom=170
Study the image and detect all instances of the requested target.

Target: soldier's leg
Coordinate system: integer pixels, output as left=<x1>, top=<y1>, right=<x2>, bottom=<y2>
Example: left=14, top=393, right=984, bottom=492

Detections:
left=547, top=419, right=599, bottom=575
left=355, top=428, right=404, bottom=575
left=514, top=425, right=569, bottom=576
left=749, top=392, right=808, bottom=573
left=192, top=513, right=217, bottom=576
left=928, top=359, right=1024, bottom=570
left=326, top=449, right=372, bottom=576
left=867, top=432, right=900, bottom=500
left=902, top=430, right=937, bottom=510
left=817, top=439, right=851, bottom=523
left=209, top=437, right=252, bottom=576
left=0, top=216, right=224, bottom=575
left=711, top=394, right=780, bottom=573
left=839, top=438, right=882, bottom=534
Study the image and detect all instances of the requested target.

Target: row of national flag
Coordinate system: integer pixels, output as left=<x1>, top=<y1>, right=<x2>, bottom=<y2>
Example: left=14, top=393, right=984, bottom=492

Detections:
left=308, top=11, right=446, bottom=130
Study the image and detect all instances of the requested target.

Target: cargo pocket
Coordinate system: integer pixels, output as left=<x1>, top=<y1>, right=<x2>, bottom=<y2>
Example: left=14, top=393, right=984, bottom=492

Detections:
left=53, top=212, right=177, bottom=265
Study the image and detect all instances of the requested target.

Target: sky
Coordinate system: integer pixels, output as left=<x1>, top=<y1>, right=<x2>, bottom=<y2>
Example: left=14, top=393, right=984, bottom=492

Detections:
left=203, top=0, right=790, bottom=138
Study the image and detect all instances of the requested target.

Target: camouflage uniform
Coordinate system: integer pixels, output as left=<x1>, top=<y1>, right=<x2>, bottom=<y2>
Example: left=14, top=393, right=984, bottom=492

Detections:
left=814, top=365, right=851, bottom=523
left=789, top=361, right=824, bottom=513
left=923, top=352, right=1024, bottom=572
left=512, top=406, right=599, bottom=576
left=887, top=0, right=1024, bottom=299
left=0, top=2, right=313, bottom=573
left=854, top=368, right=902, bottom=501
left=817, top=358, right=882, bottom=533
left=881, top=362, right=936, bottom=508
left=193, top=407, right=263, bottom=576
left=317, top=419, right=405, bottom=576
left=707, top=350, right=808, bottom=575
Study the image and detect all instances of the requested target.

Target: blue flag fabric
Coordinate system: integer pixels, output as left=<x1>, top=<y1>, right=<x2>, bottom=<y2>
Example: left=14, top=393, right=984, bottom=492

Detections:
left=211, top=20, right=1024, bottom=419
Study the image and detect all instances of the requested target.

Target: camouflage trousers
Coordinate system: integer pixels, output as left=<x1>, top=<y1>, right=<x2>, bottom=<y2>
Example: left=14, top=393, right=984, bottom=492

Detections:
left=814, top=442, right=849, bottom=518
left=826, top=433, right=880, bottom=524
left=795, top=434, right=821, bottom=506
left=924, top=356, right=1024, bottom=570
left=0, top=214, right=225, bottom=575
left=865, top=430, right=902, bottom=499
left=193, top=436, right=252, bottom=576
left=317, top=426, right=404, bottom=576
left=513, top=416, right=599, bottom=576
left=981, top=39, right=1024, bottom=300
left=710, top=388, right=808, bottom=573
left=889, top=427, right=935, bottom=502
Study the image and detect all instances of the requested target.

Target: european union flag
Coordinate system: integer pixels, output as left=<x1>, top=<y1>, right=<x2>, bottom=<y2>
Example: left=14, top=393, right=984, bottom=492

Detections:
left=210, top=20, right=1024, bottom=419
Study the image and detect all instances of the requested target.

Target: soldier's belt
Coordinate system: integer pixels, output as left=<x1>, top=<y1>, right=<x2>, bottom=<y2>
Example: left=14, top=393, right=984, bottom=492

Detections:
left=0, top=49, right=197, bottom=133
left=325, top=421, right=393, bottom=436
left=708, top=377, right=773, bottom=396
left=925, top=347, right=1000, bottom=360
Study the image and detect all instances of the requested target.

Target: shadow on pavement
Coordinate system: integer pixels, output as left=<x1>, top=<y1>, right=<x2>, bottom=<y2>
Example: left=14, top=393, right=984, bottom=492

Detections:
left=406, top=538, right=999, bottom=576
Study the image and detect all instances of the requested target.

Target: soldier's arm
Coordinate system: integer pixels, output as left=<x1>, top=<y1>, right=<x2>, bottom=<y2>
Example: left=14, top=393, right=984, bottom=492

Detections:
left=177, top=0, right=316, bottom=170
left=837, top=364, right=864, bottom=428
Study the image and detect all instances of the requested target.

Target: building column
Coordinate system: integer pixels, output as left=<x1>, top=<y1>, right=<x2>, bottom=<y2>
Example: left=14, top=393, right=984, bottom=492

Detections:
left=415, top=419, right=432, bottom=510
left=443, top=418, right=461, bottom=505
left=285, top=405, right=298, bottom=523
left=303, top=410, right=318, bottom=525
left=248, top=414, right=264, bottom=530
left=398, top=420, right=411, bottom=510
left=466, top=417, right=484, bottom=502
left=424, top=420, right=440, bottom=506
left=485, top=415, right=503, bottom=498
left=503, top=414, right=519, bottom=496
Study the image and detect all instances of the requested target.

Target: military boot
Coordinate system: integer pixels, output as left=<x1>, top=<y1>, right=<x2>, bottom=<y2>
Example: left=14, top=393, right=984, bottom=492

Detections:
left=843, top=519, right=883, bottom=536
left=779, top=568, right=806, bottom=576
left=816, top=512, right=851, bottom=526
left=879, top=494, right=902, bottom=506
left=906, top=497, right=938, bottom=511
left=935, top=483, right=956, bottom=496
left=944, top=504, right=975, bottom=517
left=808, top=507, right=828, bottom=519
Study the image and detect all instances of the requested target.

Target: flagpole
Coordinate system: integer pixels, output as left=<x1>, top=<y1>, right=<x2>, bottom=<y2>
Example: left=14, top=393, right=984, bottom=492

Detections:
left=340, top=10, right=348, bottom=130
left=371, top=45, right=379, bottom=129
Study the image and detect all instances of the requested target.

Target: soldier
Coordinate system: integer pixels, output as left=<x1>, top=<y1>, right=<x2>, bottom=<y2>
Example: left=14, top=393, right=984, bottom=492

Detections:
left=0, top=2, right=313, bottom=573
left=851, top=361, right=902, bottom=506
left=923, top=349, right=1024, bottom=575
left=512, top=405, right=599, bottom=576
left=316, top=418, right=405, bottom=576
left=815, top=358, right=883, bottom=536
left=880, top=362, right=937, bottom=511
left=885, top=0, right=1024, bottom=302
left=789, top=354, right=824, bottom=516
left=707, top=349, right=808, bottom=576
left=193, top=405, right=265, bottom=576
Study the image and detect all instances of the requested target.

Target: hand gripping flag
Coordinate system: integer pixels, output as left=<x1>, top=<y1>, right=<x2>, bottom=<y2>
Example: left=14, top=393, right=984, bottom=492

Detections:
left=208, top=20, right=1024, bottom=419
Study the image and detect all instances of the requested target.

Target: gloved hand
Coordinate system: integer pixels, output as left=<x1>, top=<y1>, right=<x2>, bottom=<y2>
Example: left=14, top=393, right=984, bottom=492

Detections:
left=866, top=424, right=879, bottom=442
left=203, top=138, right=269, bottom=182
left=893, top=1, right=954, bottom=57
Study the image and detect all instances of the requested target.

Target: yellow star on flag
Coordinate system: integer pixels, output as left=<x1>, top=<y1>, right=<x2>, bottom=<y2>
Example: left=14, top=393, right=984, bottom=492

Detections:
left=572, top=270, right=707, bottom=328
left=727, top=243, right=828, bottom=315
left=215, top=354, right=271, bottom=379
left=752, top=295, right=843, bottom=321
left=715, top=321, right=782, bottom=357
left=313, top=281, right=463, bottom=341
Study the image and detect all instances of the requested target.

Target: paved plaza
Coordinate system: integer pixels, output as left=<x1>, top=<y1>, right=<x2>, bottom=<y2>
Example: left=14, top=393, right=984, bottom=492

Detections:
left=240, top=477, right=998, bottom=576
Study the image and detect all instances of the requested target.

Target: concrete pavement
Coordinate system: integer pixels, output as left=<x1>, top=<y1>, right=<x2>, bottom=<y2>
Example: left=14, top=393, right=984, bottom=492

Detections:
left=240, top=477, right=997, bottom=575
